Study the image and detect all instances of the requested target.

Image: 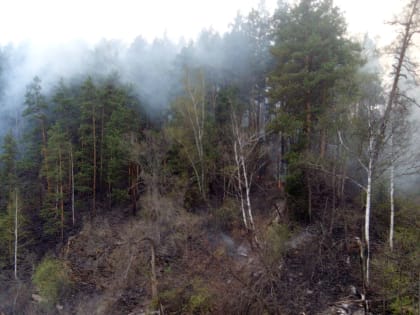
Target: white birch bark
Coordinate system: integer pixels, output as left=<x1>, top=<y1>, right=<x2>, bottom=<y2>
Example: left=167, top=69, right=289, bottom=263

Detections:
left=364, top=109, right=375, bottom=287
left=389, top=132, right=395, bottom=251
left=234, top=141, right=248, bottom=229
left=230, top=107, right=260, bottom=232
left=365, top=153, right=372, bottom=286
left=185, top=71, right=206, bottom=200
left=241, top=154, right=255, bottom=230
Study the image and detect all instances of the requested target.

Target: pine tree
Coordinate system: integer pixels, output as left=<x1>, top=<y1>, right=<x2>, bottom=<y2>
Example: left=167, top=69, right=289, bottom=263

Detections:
left=41, top=123, right=71, bottom=242
left=52, top=79, right=79, bottom=226
left=23, top=76, right=51, bottom=193
left=0, top=132, right=26, bottom=278
left=270, top=0, right=360, bottom=220
left=77, top=77, right=99, bottom=218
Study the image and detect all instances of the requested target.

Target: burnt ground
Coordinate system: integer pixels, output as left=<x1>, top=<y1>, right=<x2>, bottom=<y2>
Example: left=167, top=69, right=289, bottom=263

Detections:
left=1, top=186, right=367, bottom=315
left=56, top=197, right=365, bottom=314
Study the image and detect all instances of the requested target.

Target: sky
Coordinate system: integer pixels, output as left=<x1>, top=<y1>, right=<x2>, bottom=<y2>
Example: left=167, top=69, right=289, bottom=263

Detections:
left=0, top=0, right=276, bottom=45
left=0, top=0, right=407, bottom=47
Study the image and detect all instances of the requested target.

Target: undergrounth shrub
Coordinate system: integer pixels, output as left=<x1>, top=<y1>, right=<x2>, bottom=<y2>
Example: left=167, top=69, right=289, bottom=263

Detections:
left=32, top=257, right=71, bottom=308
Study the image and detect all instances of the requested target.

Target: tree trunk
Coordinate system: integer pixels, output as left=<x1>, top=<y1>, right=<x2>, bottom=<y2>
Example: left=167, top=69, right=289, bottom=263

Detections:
left=150, top=241, right=158, bottom=300
left=132, top=164, right=139, bottom=215
left=92, top=105, right=96, bottom=217
left=41, top=121, right=51, bottom=192
left=389, top=133, right=395, bottom=251
left=70, top=146, right=75, bottom=226
left=320, top=128, right=326, bottom=158
left=59, top=147, right=64, bottom=243
left=14, top=190, right=18, bottom=280
left=307, top=172, right=312, bottom=222
left=329, top=142, right=338, bottom=234
left=234, top=142, right=248, bottom=229
left=241, top=154, right=255, bottom=231
left=365, top=151, right=373, bottom=287
left=99, top=105, right=104, bottom=192
left=185, top=70, right=207, bottom=201
left=306, top=100, right=311, bottom=149
left=375, top=0, right=418, bottom=160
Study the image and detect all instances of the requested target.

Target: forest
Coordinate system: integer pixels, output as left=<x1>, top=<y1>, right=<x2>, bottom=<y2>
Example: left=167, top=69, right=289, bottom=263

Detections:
left=0, top=0, right=419, bottom=314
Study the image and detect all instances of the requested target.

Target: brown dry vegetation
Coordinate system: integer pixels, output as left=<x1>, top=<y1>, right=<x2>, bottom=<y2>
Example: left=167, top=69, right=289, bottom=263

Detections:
left=32, top=183, right=366, bottom=315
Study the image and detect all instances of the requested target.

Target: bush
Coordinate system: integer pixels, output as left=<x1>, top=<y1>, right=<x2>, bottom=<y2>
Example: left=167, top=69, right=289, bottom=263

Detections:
left=187, top=292, right=212, bottom=314
left=371, top=201, right=419, bottom=314
left=212, top=198, right=239, bottom=231
left=263, top=224, right=290, bottom=267
left=185, top=279, right=213, bottom=314
left=32, top=257, right=71, bottom=308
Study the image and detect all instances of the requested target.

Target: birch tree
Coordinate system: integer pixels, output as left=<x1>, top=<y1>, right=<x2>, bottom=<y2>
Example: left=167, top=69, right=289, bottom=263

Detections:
left=229, top=98, right=266, bottom=235
left=385, top=0, right=419, bottom=251
left=169, top=69, right=209, bottom=202
left=337, top=73, right=384, bottom=291
left=340, top=0, right=419, bottom=287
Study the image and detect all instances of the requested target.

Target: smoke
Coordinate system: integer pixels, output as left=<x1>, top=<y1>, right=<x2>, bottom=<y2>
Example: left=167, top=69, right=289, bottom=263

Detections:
left=358, top=30, right=420, bottom=193
left=0, top=2, right=276, bottom=137
left=0, top=37, right=177, bottom=130
left=0, top=0, right=416, bottom=186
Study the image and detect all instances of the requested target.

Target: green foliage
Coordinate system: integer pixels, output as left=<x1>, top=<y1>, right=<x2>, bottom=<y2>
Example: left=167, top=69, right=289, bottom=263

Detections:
left=284, top=152, right=308, bottom=222
left=0, top=193, right=26, bottom=267
left=40, top=123, right=71, bottom=239
left=76, top=77, right=98, bottom=202
left=372, top=201, right=419, bottom=314
left=32, top=257, right=71, bottom=308
left=211, top=198, right=240, bottom=230
left=22, top=76, right=49, bottom=186
left=390, top=296, right=417, bottom=315
left=184, top=183, right=206, bottom=212
left=158, top=278, right=213, bottom=314
left=23, top=76, right=48, bottom=121
left=69, top=76, right=144, bottom=212
left=0, top=133, right=29, bottom=269
left=110, top=188, right=129, bottom=204
left=263, top=223, right=290, bottom=266
left=270, top=0, right=361, bottom=153
left=271, top=33, right=344, bottom=222
left=168, top=68, right=215, bottom=202
left=39, top=207, right=60, bottom=238
left=187, top=292, right=212, bottom=314
left=0, top=132, right=18, bottom=210
left=0, top=6, right=418, bottom=314
left=158, top=287, right=184, bottom=312
left=185, top=279, right=213, bottom=314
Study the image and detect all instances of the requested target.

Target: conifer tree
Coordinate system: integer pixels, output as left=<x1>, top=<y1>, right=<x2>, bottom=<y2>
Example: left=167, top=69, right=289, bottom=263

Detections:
left=270, top=0, right=360, bottom=220
left=23, top=76, right=51, bottom=193
left=0, top=132, right=25, bottom=278
left=41, top=123, right=71, bottom=242
left=77, top=77, right=99, bottom=218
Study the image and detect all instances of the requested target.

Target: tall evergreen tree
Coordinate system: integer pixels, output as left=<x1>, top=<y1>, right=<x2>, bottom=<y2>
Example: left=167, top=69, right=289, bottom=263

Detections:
left=270, top=0, right=361, bottom=220
left=0, top=132, right=25, bottom=278
left=77, top=77, right=99, bottom=218
left=23, top=76, right=51, bottom=193
left=41, top=123, right=71, bottom=242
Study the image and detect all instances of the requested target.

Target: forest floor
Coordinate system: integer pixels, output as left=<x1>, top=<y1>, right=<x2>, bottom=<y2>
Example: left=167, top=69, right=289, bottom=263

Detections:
left=1, top=185, right=367, bottom=314
left=53, top=188, right=366, bottom=314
